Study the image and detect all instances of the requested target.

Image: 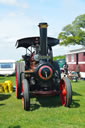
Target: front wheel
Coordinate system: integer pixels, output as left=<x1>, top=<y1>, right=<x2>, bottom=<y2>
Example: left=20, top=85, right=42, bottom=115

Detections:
left=59, top=77, right=72, bottom=107
left=22, top=79, right=30, bottom=111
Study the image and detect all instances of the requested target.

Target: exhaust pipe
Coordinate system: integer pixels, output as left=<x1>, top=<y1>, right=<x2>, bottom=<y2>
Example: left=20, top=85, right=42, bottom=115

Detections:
left=38, top=23, right=48, bottom=56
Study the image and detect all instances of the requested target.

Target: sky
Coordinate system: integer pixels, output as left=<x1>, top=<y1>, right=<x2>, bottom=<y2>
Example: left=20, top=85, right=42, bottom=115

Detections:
left=0, top=0, right=85, bottom=60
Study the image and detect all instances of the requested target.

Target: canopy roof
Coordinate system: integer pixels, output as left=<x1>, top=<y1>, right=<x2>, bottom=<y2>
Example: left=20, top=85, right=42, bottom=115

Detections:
left=16, top=37, right=59, bottom=48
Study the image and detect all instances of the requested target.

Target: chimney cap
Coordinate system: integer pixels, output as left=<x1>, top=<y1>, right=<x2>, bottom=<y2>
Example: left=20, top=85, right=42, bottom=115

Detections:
left=38, top=22, right=48, bottom=28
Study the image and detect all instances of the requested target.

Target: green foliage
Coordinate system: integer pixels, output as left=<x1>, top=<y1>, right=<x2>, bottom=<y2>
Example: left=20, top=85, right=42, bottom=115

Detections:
left=53, top=55, right=65, bottom=61
left=58, top=14, right=85, bottom=46
left=16, top=59, right=23, bottom=62
left=0, top=76, right=85, bottom=128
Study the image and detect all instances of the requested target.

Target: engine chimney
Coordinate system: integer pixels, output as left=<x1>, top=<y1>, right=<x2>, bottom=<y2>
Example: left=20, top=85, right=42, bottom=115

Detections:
left=38, top=23, right=48, bottom=56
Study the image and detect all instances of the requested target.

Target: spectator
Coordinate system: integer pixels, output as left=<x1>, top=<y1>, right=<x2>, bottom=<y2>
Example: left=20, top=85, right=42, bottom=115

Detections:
left=76, top=64, right=80, bottom=78
left=63, top=62, right=68, bottom=75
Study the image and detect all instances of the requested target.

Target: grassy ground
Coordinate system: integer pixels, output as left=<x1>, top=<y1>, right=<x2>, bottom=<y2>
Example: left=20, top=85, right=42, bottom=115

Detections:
left=0, top=76, right=85, bottom=128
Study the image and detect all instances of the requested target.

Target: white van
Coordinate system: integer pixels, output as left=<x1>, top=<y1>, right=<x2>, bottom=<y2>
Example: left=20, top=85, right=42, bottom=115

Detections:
left=0, top=60, right=15, bottom=76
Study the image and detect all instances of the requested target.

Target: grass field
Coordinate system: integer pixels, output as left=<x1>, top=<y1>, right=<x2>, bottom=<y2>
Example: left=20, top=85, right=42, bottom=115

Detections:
left=0, top=76, right=85, bottom=128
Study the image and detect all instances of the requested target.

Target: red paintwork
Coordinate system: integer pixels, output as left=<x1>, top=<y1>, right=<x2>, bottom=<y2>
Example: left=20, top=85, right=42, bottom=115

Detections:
left=38, top=65, right=53, bottom=80
left=79, top=64, right=85, bottom=72
left=21, top=82, right=24, bottom=109
left=68, top=54, right=76, bottom=62
left=66, top=52, right=85, bottom=73
left=68, top=55, right=71, bottom=62
left=68, top=64, right=76, bottom=71
left=32, top=90, right=57, bottom=96
left=62, top=89, right=67, bottom=96
left=74, top=54, right=76, bottom=62
left=79, top=53, right=85, bottom=61
left=60, top=79, right=67, bottom=106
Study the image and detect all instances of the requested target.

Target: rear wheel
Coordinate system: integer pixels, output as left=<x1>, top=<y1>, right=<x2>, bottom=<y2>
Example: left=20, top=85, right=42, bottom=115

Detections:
left=15, top=62, right=25, bottom=99
left=22, top=79, right=30, bottom=111
left=15, top=62, right=21, bottom=99
left=60, top=77, right=72, bottom=107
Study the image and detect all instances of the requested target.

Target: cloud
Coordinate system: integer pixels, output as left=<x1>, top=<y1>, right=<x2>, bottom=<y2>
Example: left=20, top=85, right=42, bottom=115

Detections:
left=0, top=0, right=84, bottom=60
left=0, top=13, right=40, bottom=60
left=0, top=13, right=38, bottom=38
left=0, top=36, right=26, bottom=60
left=0, top=0, right=17, bottom=5
left=0, top=0, right=29, bottom=8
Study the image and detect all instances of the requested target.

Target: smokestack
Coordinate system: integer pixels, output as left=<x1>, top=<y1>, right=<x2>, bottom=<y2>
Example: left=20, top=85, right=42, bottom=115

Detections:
left=38, top=23, right=48, bottom=56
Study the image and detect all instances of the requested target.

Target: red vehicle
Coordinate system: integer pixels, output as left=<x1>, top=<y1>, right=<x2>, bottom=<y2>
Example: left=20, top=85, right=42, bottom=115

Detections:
left=66, top=48, right=85, bottom=79
left=15, top=23, right=72, bottom=111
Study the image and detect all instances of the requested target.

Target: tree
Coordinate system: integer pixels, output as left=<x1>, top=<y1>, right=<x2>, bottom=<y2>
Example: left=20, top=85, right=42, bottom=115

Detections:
left=58, top=14, right=85, bottom=46
left=53, top=55, right=65, bottom=61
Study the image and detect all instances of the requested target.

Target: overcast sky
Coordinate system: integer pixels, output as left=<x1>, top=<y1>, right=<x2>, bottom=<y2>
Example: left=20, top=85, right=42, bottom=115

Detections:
left=0, top=0, right=85, bottom=60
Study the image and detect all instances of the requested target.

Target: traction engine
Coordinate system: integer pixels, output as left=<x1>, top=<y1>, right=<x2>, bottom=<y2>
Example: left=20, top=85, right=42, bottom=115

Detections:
left=15, top=23, right=72, bottom=111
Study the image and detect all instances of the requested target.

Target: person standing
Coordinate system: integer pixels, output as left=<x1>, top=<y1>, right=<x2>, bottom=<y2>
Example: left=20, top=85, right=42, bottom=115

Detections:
left=76, top=64, right=80, bottom=78
left=63, top=62, right=68, bottom=75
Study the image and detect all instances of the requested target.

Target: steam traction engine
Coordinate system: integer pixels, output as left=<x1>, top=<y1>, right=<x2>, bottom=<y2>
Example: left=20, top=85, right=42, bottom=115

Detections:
left=15, top=23, right=72, bottom=111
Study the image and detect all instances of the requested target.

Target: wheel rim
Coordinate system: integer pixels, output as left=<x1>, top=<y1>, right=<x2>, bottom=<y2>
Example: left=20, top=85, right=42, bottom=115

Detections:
left=15, top=66, right=17, bottom=98
left=60, top=79, right=67, bottom=106
left=21, top=82, right=24, bottom=109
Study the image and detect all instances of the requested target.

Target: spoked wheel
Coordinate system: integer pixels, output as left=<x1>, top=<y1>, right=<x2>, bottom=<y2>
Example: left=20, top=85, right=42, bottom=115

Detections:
left=15, top=62, right=25, bottom=99
left=60, top=77, right=72, bottom=107
left=22, top=79, right=30, bottom=111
